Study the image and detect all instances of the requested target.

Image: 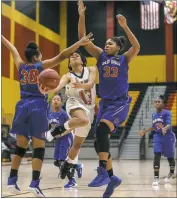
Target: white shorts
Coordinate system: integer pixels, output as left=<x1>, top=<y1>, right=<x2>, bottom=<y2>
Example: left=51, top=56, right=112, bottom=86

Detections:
left=66, top=98, right=95, bottom=138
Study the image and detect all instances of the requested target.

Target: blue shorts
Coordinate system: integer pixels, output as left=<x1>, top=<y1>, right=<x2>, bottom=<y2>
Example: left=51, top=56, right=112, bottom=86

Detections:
left=10, top=98, right=48, bottom=140
left=96, top=93, right=132, bottom=129
left=54, top=133, right=73, bottom=160
left=153, top=132, right=176, bottom=158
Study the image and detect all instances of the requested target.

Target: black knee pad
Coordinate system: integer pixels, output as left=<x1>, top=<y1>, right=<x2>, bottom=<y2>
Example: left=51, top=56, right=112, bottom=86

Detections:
left=167, top=158, right=175, bottom=167
left=14, top=146, right=26, bottom=157
left=33, top=148, right=45, bottom=161
left=96, top=122, right=111, bottom=153
left=94, top=139, right=111, bottom=159
left=153, top=152, right=161, bottom=169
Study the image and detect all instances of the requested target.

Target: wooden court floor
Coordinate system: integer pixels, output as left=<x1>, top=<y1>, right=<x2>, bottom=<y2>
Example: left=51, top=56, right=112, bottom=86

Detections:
left=1, top=159, right=176, bottom=198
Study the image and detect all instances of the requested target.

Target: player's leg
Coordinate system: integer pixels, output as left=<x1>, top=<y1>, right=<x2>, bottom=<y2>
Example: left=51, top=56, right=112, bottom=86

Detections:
left=165, top=158, right=175, bottom=183
left=89, top=99, right=130, bottom=188
left=45, top=108, right=89, bottom=142
left=60, top=135, right=86, bottom=179
left=7, top=135, right=29, bottom=194
left=28, top=99, right=48, bottom=197
left=93, top=139, right=113, bottom=178
left=152, top=152, right=161, bottom=186
left=28, top=137, right=45, bottom=197
left=53, top=138, right=61, bottom=167
left=164, top=134, right=176, bottom=183
left=60, top=109, right=91, bottom=179
left=7, top=100, right=29, bottom=194
left=152, top=133, right=163, bottom=186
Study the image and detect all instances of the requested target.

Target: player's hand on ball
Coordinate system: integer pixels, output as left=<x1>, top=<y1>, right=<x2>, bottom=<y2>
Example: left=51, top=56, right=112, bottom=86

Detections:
left=161, top=127, right=167, bottom=135
left=38, top=83, right=50, bottom=94
left=79, top=33, right=94, bottom=46
left=116, top=14, right=127, bottom=28
left=78, top=0, right=86, bottom=16
left=139, top=130, right=145, bottom=137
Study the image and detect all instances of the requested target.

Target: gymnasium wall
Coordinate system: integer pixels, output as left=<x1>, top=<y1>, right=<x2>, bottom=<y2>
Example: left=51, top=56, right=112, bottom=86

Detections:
left=66, top=1, right=176, bottom=83
left=1, top=1, right=67, bottom=115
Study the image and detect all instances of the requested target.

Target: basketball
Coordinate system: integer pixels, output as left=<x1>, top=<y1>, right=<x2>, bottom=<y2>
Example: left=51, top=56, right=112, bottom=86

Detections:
left=38, top=69, right=60, bottom=90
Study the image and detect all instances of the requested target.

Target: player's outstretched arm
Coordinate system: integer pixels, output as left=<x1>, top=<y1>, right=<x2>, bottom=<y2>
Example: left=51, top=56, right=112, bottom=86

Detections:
left=139, top=127, right=153, bottom=137
left=54, top=74, right=70, bottom=93
left=116, top=15, right=140, bottom=63
left=78, top=0, right=102, bottom=60
left=1, top=35, right=24, bottom=69
left=72, top=66, right=96, bottom=90
left=42, top=33, right=94, bottom=69
left=38, top=73, right=70, bottom=95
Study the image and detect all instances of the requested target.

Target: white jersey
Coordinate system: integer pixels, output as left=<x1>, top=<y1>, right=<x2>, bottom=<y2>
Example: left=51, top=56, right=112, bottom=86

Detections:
left=65, top=67, right=96, bottom=106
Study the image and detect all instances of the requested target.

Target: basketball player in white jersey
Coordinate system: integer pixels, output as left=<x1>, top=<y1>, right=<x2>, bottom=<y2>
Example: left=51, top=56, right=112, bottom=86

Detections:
left=41, top=50, right=96, bottom=179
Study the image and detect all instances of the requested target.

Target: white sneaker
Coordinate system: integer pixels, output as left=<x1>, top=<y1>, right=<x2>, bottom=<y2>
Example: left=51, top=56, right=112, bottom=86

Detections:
left=44, top=129, right=54, bottom=142
left=152, top=177, right=159, bottom=186
left=165, top=173, right=174, bottom=183
left=7, top=185, right=21, bottom=194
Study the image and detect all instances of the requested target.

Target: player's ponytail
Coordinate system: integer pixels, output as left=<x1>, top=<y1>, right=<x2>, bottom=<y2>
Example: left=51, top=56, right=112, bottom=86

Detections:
left=111, top=36, right=127, bottom=52
left=25, top=41, right=40, bottom=63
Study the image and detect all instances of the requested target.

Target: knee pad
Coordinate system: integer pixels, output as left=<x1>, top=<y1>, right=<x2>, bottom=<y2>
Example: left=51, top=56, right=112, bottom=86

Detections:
left=14, top=146, right=26, bottom=157
left=94, top=139, right=111, bottom=159
left=33, top=148, right=45, bottom=161
left=96, top=122, right=111, bottom=153
left=153, top=152, right=161, bottom=169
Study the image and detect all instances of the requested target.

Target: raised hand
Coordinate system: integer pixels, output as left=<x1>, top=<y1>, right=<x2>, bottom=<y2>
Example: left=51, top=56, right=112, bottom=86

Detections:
left=78, top=0, right=86, bottom=16
left=79, top=32, right=94, bottom=46
left=116, top=14, right=127, bottom=28
left=38, top=83, right=51, bottom=95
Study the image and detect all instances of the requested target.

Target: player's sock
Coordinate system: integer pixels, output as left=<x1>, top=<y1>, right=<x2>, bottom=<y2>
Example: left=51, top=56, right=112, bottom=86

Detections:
left=99, top=160, right=107, bottom=169
left=154, top=170, right=159, bottom=179
left=32, top=170, right=40, bottom=181
left=107, top=168, right=113, bottom=178
left=10, top=169, right=18, bottom=178
left=67, top=157, right=78, bottom=165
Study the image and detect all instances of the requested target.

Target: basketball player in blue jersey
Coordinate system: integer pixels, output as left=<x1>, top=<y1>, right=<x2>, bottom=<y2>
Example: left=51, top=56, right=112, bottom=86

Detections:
left=1, top=33, right=93, bottom=197
left=139, top=95, right=176, bottom=186
left=77, top=0, right=140, bottom=197
left=48, top=95, right=83, bottom=188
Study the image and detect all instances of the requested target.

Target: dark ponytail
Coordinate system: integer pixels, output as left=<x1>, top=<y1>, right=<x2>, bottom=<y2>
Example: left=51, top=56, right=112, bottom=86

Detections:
left=25, top=41, right=40, bottom=62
